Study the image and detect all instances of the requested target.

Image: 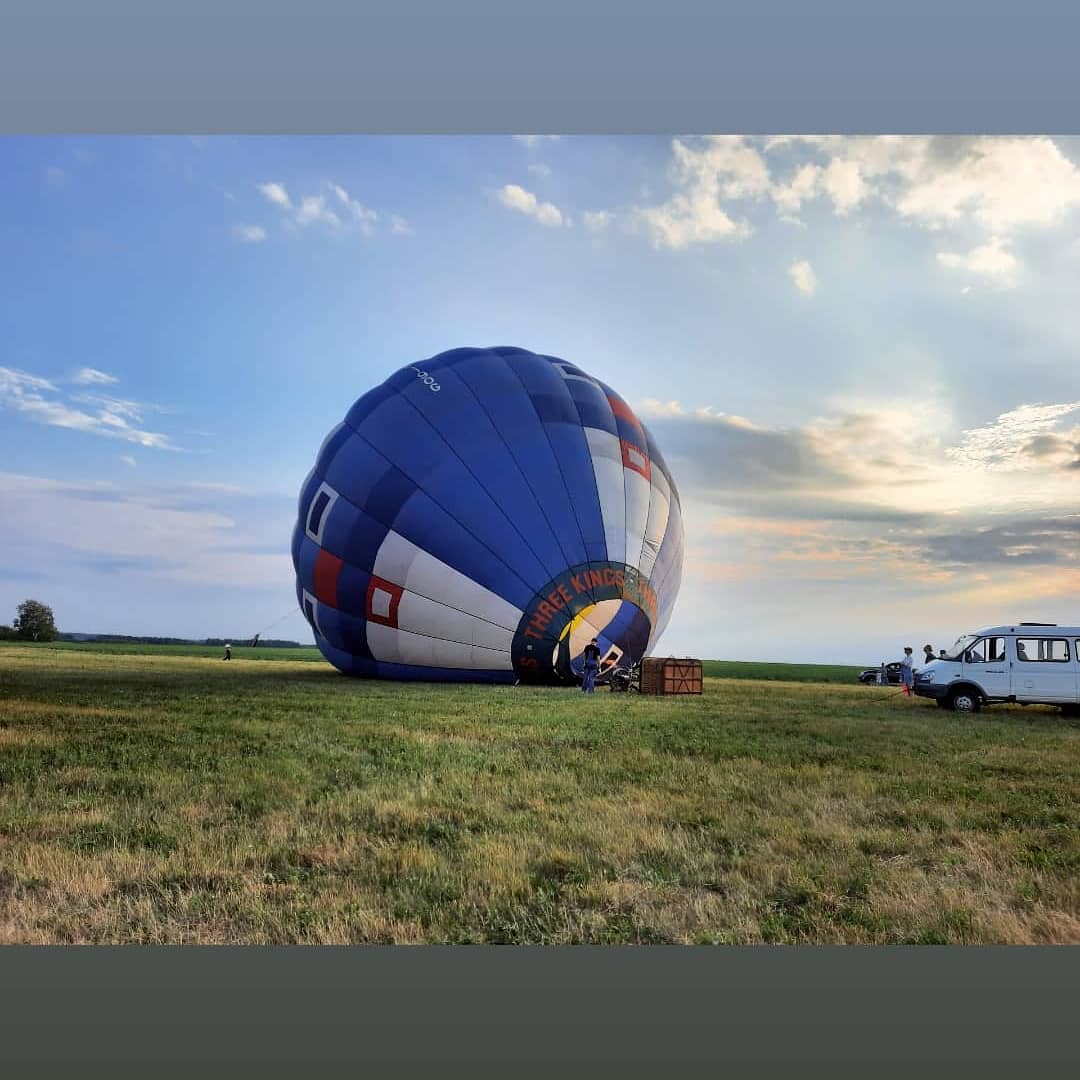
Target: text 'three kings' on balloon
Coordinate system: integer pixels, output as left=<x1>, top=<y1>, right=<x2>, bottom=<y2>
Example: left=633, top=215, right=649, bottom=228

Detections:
left=292, top=346, right=684, bottom=684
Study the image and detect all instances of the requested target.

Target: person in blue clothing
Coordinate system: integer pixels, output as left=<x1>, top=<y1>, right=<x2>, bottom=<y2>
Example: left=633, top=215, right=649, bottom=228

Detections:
left=581, top=638, right=601, bottom=694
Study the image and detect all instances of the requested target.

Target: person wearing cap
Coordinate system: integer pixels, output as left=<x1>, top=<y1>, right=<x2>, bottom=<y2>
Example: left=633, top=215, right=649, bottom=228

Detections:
left=223, top=642, right=232, bottom=661
left=581, top=638, right=601, bottom=694
left=900, top=646, right=914, bottom=695
left=923, top=644, right=935, bottom=666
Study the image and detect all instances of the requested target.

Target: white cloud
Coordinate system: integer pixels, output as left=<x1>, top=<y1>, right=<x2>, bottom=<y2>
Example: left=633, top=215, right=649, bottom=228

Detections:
left=936, top=236, right=1019, bottom=282
left=895, top=137, right=1080, bottom=230
left=788, top=259, right=817, bottom=296
left=232, top=224, right=267, bottom=243
left=72, top=367, right=118, bottom=386
left=390, top=214, right=413, bottom=235
left=640, top=136, right=1080, bottom=254
left=295, top=194, right=340, bottom=229
left=946, top=402, right=1080, bottom=470
left=497, top=184, right=565, bottom=227
left=583, top=210, right=614, bottom=232
left=120, top=455, right=136, bottom=467
left=770, top=163, right=821, bottom=213
left=820, top=157, right=867, bottom=214
left=0, top=366, right=176, bottom=450
left=636, top=137, right=761, bottom=249
left=528, top=162, right=552, bottom=178
left=330, top=183, right=378, bottom=233
left=513, top=135, right=561, bottom=148
left=0, top=367, right=56, bottom=395
left=258, top=180, right=388, bottom=237
left=637, top=398, right=759, bottom=428
left=258, top=182, right=291, bottom=209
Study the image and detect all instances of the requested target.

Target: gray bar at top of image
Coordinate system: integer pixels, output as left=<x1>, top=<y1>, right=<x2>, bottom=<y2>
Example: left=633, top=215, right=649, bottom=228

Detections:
left=2, top=0, right=1080, bottom=133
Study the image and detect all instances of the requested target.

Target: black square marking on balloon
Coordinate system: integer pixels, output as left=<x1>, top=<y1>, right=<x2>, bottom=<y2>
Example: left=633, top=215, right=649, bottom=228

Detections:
left=307, top=490, right=331, bottom=537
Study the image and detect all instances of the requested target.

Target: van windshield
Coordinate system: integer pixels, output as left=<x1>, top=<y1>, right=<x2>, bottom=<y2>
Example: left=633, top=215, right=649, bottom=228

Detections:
left=944, top=634, right=977, bottom=661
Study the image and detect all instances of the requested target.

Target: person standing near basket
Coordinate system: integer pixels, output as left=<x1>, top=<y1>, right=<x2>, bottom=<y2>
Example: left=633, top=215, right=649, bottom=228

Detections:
left=581, top=638, right=601, bottom=694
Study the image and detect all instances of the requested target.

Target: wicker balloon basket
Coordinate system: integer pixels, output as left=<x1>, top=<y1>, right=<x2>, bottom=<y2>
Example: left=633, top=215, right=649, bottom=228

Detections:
left=639, top=657, right=704, bottom=696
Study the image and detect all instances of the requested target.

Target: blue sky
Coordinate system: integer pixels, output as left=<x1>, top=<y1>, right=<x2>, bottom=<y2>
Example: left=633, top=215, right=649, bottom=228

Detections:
left=2, top=135, right=1079, bottom=662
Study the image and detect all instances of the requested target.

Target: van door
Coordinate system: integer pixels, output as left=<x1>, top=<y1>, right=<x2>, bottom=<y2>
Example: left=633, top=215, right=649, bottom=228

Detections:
left=963, top=636, right=1010, bottom=699
left=1012, top=636, right=1074, bottom=703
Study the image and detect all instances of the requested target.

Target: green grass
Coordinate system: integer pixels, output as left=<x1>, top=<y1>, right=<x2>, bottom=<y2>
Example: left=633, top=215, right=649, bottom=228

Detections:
left=702, top=660, right=864, bottom=683
left=10, top=640, right=324, bottom=662
left=1, top=644, right=1078, bottom=944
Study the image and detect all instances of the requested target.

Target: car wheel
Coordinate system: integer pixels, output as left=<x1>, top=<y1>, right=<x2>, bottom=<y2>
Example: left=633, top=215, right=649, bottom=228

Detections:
left=950, top=688, right=980, bottom=714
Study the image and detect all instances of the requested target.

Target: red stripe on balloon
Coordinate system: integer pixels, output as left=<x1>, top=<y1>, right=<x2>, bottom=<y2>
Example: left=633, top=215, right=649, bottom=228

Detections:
left=313, top=548, right=343, bottom=607
left=606, top=394, right=642, bottom=429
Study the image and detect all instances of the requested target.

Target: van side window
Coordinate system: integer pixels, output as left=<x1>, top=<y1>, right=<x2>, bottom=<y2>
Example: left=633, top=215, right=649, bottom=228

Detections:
left=1016, top=638, right=1070, bottom=663
left=987, top=637, right=1005, bottom=662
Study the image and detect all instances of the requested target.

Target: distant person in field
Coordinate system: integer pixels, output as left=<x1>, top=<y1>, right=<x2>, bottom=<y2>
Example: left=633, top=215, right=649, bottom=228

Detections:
left=223, top=643, right=232, bottom=661
left=581, top=638, right=601, bottom=694
left=900, top=646, right=914, bottom=695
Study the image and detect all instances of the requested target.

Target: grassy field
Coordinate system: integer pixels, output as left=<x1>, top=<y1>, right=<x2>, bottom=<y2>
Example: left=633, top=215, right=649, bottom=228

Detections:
left=1, top=643, right=1078, bottom=944
left=16, top=641, right=324, bottom=662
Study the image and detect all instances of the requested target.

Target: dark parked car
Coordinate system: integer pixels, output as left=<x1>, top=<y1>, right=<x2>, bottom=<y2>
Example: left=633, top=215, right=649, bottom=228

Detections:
left=858, top=662, right=903, bottom=685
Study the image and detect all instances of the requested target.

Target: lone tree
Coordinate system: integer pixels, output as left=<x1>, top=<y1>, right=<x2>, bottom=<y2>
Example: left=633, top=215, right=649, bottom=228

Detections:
left=13, top=599, right=59, bottom=642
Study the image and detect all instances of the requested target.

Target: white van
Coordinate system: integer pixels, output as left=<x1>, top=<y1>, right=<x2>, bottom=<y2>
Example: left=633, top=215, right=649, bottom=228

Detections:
left=914, top=623, right=1080, bottom=715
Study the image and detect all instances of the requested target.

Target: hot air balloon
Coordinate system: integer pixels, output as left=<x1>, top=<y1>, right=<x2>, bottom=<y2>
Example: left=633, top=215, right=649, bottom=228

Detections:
left=292, top=346, right=684, bottom=684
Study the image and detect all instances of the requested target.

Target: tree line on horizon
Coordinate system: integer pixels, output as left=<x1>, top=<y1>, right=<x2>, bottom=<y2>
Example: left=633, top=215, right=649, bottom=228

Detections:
left=0, top=598, right=302, bottom=648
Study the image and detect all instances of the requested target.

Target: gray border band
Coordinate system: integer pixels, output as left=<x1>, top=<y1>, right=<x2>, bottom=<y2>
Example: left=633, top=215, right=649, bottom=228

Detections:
left=1, top=947, right=1078, bottom=1076
left=2, top=0, right=1080, bottom=132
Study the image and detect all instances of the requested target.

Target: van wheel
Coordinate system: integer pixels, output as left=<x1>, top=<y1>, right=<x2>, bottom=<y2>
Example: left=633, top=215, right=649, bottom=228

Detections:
left=950, top=689, right=980, bottom=714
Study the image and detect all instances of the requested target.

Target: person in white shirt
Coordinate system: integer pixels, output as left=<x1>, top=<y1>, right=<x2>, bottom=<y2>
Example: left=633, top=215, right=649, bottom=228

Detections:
left=900, top=647, right=914, bottom=695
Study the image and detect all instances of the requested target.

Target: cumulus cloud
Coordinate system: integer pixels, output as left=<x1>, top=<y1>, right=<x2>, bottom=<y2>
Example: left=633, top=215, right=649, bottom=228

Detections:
left=788, top=259, right=817, bottom=296
left=232, top=224, right=267, bottom=243
left=0, top=366, right=177, bottom=450
left=636, top=135, right=1080, bottom=253
left=258, top=182, right=291, bottom=209
left=936, top=236, right=1018, bottom=282
left=636, top=136, right=761, bottom=249
left=497, top=184, right=565, bottom=227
